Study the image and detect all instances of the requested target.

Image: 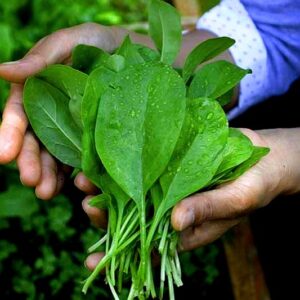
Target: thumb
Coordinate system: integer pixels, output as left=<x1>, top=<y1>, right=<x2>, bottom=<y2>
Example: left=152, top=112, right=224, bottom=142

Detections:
left=0, top=23, right=115, bottom=83
left=0, top=32, right=69, bottom=83
left=171, top=175, right=265, bottom=231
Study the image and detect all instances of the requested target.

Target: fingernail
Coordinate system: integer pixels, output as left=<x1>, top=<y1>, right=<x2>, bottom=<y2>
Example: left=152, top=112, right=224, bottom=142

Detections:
left=178, top=209, right=195, bottom=230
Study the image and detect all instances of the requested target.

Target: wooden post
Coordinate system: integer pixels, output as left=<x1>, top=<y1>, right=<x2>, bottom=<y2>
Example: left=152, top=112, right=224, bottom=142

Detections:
left=223, top=219, right=271, bottom=300
left=173, top=0, right=201, bottom=17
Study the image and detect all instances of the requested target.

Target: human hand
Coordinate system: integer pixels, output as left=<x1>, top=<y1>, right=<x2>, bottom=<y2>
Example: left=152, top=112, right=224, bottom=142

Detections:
left=172, top=128, right=300, bottom=251
left=80, top=127, right=300, bottom=264
left=0, top=23, right=126, bottom=199
left=75, top=128, right=300, bottom=264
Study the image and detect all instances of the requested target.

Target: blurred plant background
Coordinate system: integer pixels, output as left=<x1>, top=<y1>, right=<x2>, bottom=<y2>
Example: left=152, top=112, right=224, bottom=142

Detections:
left=0, top=1, right=230, bottom=299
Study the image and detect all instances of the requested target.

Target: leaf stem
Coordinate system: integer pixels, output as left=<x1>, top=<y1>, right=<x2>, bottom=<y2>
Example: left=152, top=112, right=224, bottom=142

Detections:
left=138, top=197, right=147, bottom=289
left=88, top=234, right=107, bottom=253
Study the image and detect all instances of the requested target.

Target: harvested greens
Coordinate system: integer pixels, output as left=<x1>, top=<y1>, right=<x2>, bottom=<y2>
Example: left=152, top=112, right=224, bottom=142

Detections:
left=23, top=0, right=269, bottom=299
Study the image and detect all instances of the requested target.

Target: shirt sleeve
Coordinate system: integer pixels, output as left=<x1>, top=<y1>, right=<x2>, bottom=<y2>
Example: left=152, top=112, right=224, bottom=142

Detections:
left=196, top=0, right=300, bottom=119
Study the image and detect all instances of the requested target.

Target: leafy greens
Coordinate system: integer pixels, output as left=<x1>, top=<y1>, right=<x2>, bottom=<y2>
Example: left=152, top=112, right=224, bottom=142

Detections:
left=23, top=0, right=269, bottom=299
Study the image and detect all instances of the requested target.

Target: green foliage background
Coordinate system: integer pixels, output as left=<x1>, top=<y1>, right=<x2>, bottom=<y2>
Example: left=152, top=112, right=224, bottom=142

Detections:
left=0, top=1, right=221, bottom=299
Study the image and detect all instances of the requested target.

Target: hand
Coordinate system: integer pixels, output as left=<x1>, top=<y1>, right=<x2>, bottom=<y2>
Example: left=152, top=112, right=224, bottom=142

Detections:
left=74, top=172, right=106, bottom=270
left=78, top=127, right=300, bottom=266
left=172, top=128, right=300, bottom=251
left=0, top=23, right=124, bottom=199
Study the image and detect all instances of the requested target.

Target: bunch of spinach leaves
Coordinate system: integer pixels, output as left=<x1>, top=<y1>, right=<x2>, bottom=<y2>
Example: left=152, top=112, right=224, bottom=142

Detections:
left=22, top=0, right=269, bottom=299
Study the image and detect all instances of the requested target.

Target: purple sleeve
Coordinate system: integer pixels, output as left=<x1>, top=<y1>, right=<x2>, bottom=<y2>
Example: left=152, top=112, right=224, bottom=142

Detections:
left=241, top=0, right=300, bottom=96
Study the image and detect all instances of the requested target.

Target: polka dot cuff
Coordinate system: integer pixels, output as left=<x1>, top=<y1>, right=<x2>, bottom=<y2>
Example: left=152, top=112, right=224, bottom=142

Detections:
left=196, top=0, right=267, bottom=119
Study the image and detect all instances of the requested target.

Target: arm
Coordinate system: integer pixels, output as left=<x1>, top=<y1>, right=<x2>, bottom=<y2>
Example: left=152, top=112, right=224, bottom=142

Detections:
left=196, top=0, right=300, bottom=119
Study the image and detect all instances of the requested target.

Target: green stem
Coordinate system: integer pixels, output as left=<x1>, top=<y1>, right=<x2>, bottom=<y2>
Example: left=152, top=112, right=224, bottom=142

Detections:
left=146, top=254, right=156, bottom=299
left=146, top=205, right=165, bottom=247
left=138, top=197, right=147, bottom=289
left=119, top=205, right=138, bottom=236
left=82, top=248, right=113, bottom=293
left=88, top=233, right=107, bottom=253
left=86, top=228, right=140, bottom=293
left=119, top=213, right=139, bottom=245
left=158, top=218, right=170, bottom=254
left=166, top=257, right=175, bottom=300
left=107, top=272, right=120, bottom=300
left=159, top=240, right=168, bottom=300
left=110, top=206, right=124, bottom=286
left=170, top=256, right=183, bottom=287
left=174, top=249, right=181, bottom=279
left=117, top=253, right=126, bottom=293
left=124, top=250, right=133, bottom=274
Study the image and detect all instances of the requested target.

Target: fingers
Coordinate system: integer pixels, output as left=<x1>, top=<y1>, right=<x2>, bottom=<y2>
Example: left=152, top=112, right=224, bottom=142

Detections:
left=178, top=218, right=241, bottom=251
left=82, top=196, right=107, bottom=229
left=0, top=84, right=27, bottom=164
left=17, top=131, right=41, bottom=186
left=171, top=174, right=266, bottom=231
left=85, top=252, right=105, bottom=271
left=74, top=172, right=98, bottom=195
left=35, top=150, right=60, bottom=200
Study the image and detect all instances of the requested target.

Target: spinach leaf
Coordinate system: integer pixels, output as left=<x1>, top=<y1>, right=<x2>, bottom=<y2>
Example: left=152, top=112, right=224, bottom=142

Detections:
left=24, top=77, right=82, bottom=168
left=35, top=64, right=88, bottom=129
left=188, top=60, right=251, bottom=99
left=81, top=66, right=116, bottom=187
left=105, top=54, right=126, bottom=72
left=135, top=44, right=160, bottom=62
left=215, top=128, right=253, bottom=175
left=116, top=35, right=145, bottom=65
left=215, top=146, right=270, bottom=185
left=216, top=88, right=234, bottom=106
left=95, top=62, right=186, bottom=203
left=88, top=193, right=110, bottom=210
left=149, top=181, right=163, bottom=213
left=159, top=97, right=228, bottom=213
left=148, top=0, right=182, bottom=65
left=72, top=44, right=110, bottom=74
left=182, top=37, right=235, bottom=82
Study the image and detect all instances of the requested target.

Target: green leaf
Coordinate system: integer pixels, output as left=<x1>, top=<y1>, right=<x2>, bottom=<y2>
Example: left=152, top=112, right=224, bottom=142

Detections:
left=149, top=181, right=163, bottom=213
left=72, top=44, right=110, bottom=74
left=81, top=66, right=116, bottom=187
left=216, top=88, right=234, bottom=106
left=135, top=44, right=160, bottom=62
left=24, top=77, right=82, bottom=168
left=148, top=0, right=182, bottom=65
left=188, top=60, right=251, bottom=99
left=95, top=62, right=186, bottom=203
left=105, top=54, right=126, bottom=72
left=216, top=146, right=270, bottom=185
left=116, top=35, right=145, bottom=65
left=99, top=173, right=130, bottom=205
left=0, top=185, right=38, bottom=217
left=215, top=128, right=253, bottom=175
left=159, top=97, right=228, bottom=212
left=35, top=64, right=88, bottom=130
left=182, top=37, right=235, bottom=82
left=89, top=194, right=111, bottom=210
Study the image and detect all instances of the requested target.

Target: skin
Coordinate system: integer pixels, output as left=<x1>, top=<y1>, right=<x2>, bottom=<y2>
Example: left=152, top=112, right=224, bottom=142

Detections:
left=1, top=23, right=300, bottom=267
